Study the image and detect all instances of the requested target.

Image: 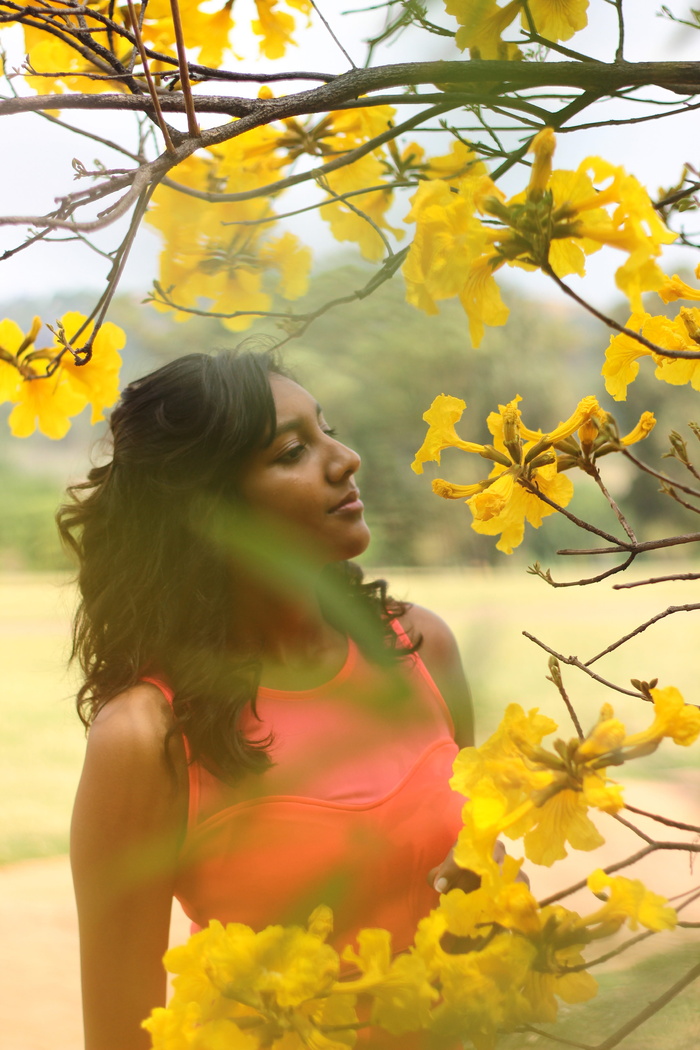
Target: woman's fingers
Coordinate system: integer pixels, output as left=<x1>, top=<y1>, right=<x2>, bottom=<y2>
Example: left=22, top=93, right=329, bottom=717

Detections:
left=427, top=851, right=481, bottom=895
left=428, top=839, right=528, bottom=895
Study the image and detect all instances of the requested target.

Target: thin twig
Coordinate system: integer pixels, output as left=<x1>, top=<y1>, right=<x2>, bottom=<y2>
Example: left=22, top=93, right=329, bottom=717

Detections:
left=544, top=265, right=700, bottom=360
left=587, top=461, right=637, bottom=544
left=585, top=604, right=700, bottom=666
left=622, top=448, right=700, bottom=499
left=539, top=841, right=700, bottom=907
left=624, top=803, right=700, bottom=833
left=521, top=1027, right=594, bottom=1050
left=520, top=480, right=628, bottom=548
left=614, top=0, right=625, bottom=62
left=558, top=532, right=700, bottom=556
left=124, top=0, right=175, bottom=152
left=611, top=811, right=655, bottom=845
left=169, top=0, right=200, bottom=136
left=309, top=0, right=357, bottom=68
left=614, top=572, right=700, bottom=589
left=318, top=178, right=394, bottom=256
left=522, top=633, right=646, bottom=699
left=547, top=661, right=584, bottom=738
left=595, top=959, right=700, bottom=1050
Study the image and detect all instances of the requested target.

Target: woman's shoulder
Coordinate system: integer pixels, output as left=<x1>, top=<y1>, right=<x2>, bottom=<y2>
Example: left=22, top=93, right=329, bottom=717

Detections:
left=87, top=681, right=185, bottom=778
left=73, top=681, right=188, bottom=857
left=394, top=604, right=474, bottom=748
left=395, top=603, right=460, bottom=660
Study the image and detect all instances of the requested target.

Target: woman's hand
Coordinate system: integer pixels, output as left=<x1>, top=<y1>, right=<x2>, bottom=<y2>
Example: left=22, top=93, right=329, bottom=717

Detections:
left=428, top=840, right=528, bottom=895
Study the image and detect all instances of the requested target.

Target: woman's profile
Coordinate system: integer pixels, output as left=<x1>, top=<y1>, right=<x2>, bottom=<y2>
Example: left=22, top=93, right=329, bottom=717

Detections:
left=59, top=349, right=474, bottom=1050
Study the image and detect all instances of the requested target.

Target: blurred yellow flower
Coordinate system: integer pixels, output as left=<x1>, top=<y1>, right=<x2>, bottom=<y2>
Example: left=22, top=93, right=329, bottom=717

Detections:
left=587, top=870, right=677, bottom=932
left=625, top=685, right=700, bottom=751
left=526, top=0, right=589, bottom=41
left=446, top=0, right=523, bottom=58
left=341, top=929, right=436, bottom=1034
left=55, top=313, right=125, bottom=423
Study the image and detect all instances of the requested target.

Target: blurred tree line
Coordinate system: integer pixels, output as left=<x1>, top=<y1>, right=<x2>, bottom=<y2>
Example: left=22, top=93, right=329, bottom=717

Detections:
left=2, top=261, right=698, bottom=571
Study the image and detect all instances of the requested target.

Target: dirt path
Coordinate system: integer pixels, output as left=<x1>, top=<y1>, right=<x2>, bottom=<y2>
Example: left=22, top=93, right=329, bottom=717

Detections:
left=1, top=777, right=697, bottom=1050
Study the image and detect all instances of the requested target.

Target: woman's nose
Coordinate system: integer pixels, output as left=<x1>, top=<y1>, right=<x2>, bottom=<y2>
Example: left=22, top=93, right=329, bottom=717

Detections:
left=327, top=437, right=361, bottom=480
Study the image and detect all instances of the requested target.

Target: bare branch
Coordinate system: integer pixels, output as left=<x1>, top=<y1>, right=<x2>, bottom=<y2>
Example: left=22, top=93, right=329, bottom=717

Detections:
left=595, top=959, right=700, bottom=1050
left=522, top=632, right=646, bottom=699
left=623, top=803, right=700, bottom=834
left=544, top=265, right=700, bottom=360
left=585, top=604, right=700, bottom=666
left=614, top=572, right=700, bottom=589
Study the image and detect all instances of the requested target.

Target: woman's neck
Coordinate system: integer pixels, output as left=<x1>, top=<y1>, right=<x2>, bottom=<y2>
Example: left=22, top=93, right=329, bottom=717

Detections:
left=230, top=577, right=348, bottom=689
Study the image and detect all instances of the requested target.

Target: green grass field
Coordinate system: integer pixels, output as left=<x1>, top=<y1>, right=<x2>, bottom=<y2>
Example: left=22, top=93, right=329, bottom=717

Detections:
left=1, top=564, right=698, bottom=864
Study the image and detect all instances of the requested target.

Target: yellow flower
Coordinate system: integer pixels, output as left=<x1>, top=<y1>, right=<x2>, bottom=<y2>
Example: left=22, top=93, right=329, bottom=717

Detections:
left=602, top=313, right=653, bottom=400
left=624, top=685, right=700, bottom=751
left=658, top=267, right=700, bottom=303
left=411, top=394, right=489, bottom=473
left=524, top=0, right=589, bottom=42
left=424, top=140, right=489, bottom=183
left=0, top=314, right=117, bottom=438
left=404, top=129, right=673, bottom=343
left=604, top=308, right=700, bottom=398
left=8, top=369, right=87, bottom=439
left=587, top=870, right=677, bottom=932
left=54, top=313, right=125, bottom=423
left=147, top=135, right=304, bottom=329
left=451, top=701, right=630, bottom=866
left=253, top=0, right=303, bottom=60
left=527, top=127, right=556, bottom=199
left=523, top=788, right=606, bottom=866
left=522, top=906, right=598, bottom=1023
left=422, top=394, right=591, bottom=554
left=619, top=410, right=656, bottom=446
left=322, top=155, right=401, bottom=263
left=446, top=0, right=523, bottom=58
left=403, top=172, right=508, bottom=346
left=341, top=929, right=436, bottom=1034
left=0, top=318, right=37, bottom=403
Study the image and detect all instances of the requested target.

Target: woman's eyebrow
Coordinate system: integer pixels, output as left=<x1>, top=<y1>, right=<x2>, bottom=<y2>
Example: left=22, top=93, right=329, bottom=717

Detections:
left=273, top=403, right=323, bottom=438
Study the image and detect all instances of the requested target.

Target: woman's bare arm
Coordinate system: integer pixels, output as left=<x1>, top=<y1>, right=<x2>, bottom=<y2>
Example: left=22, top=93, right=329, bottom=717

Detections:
left=399, top=604, right=474, bottom=748
left=71, top=684, right=188, bottom=1050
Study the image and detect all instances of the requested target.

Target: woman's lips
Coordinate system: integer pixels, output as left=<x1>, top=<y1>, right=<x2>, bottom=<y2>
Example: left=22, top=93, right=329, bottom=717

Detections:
left=329, top=491, right=364, bottom=513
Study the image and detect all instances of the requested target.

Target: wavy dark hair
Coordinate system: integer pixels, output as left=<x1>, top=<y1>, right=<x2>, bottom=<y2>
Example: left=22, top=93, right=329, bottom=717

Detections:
left=57, top=349, right=409, bottom=780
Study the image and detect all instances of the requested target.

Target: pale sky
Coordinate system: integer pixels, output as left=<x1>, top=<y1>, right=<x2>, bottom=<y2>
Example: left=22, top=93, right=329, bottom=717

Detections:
left=0, top=1, right=697, bottom=307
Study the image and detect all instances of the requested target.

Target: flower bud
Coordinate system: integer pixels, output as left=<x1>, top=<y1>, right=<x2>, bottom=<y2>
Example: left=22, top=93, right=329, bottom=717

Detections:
left=527, top=127, right=556, bottom=202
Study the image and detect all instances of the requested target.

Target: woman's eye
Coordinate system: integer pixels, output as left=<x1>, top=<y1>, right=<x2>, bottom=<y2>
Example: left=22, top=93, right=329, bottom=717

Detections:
left=279, top=443, right=306, bottom=463
left=323, top=427, right=338, bottom=438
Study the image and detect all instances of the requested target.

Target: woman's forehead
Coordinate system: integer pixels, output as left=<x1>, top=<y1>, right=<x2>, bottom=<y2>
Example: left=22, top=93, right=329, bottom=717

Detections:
left=269, top=374, right=321, bottom=424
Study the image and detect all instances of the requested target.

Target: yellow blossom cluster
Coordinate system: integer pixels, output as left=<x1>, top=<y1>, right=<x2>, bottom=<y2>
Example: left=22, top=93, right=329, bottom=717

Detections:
left=0, top=314, right=124, bottom=438
left=604, top=265, right=700, bottom=399
left=403, top=128, right=676, bottom=347
left=21, top=0, right=311, bottom=94
left=445, top=0, right=589, bottom=56
left=145, top=803, right=682, bottom=1050
left=411, top=392, right=655, bottom=554
left=314, top=104, right=405, bottom=263
left=146, top=133, right=311, bottom=330
left=450, top=687, right=700, bottom=867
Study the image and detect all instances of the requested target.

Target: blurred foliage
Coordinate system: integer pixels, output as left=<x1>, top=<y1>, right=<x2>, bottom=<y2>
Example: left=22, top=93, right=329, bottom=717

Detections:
left=2, top=261, right=700, bottom=569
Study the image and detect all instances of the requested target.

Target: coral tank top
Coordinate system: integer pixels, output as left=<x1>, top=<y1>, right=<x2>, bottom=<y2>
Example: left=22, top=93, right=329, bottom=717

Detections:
left=145, top=621, right=464, bottom=955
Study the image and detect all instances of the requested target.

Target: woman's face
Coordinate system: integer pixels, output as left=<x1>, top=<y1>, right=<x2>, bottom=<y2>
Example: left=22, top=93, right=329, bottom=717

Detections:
left=237, top=374, right=371, bottom=562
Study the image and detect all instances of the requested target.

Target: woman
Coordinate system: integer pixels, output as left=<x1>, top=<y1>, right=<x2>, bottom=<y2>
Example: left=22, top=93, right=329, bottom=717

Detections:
left=60, top=350, right=474, bottom=1050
